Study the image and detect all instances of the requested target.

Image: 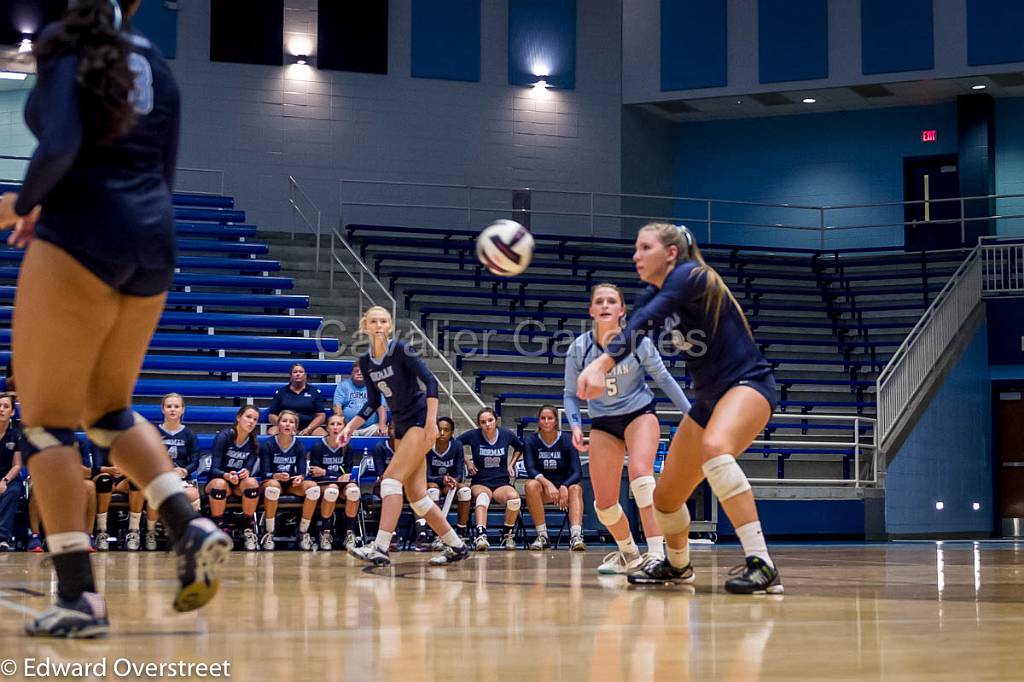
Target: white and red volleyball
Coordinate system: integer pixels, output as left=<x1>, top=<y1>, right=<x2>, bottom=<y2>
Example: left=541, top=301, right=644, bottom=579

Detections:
left=476, top=219, right=534, bottom=276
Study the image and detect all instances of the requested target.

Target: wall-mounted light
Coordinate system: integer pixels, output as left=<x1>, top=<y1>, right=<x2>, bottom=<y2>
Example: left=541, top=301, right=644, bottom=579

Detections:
left=802, top=97, right=817, bottom=104
left=935, top=501, right=945, bottom=510
left=0, top=71, right=28, bottom=81
left=533, top=78, right=549, bottom=89
left=972, top=502, right=981, bottom=511
left=18, top=35, right=32, bottom=54
left=295, top=55, right=309, bottom=66
left=971, top=84, right=986, bottom=90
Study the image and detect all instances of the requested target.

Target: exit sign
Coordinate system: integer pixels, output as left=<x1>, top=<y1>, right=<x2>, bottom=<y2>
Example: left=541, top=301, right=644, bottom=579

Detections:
left=922, top=130, right=937, bottom=142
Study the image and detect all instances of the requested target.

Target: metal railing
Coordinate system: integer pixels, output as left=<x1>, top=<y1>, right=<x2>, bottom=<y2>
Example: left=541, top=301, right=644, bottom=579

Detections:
left=0, top=156, right=227, bottom=195
left=327, top=224, right=486, bottom=431
left=876, top=246, right=982, bottom=449
left=288, top=175, right=322, bottom=272
left=980, top=238, right=1024, bottom=294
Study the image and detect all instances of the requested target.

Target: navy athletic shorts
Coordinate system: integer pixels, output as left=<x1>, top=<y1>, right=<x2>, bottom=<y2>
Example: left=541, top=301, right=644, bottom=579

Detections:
left=687, top=370, right=778, bottom=429
left=590, top=399, right=658, bottom=441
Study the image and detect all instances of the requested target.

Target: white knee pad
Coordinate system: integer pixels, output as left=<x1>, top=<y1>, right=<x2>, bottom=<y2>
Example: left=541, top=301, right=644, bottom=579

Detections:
left=702, top=454, right=751, bottom=502
left=344, top=484, right=361, bottom=502
left=654, top=505, right=691, bottom=535
left=594, top=502, right=624, bottom=527
left=457, top=486, right=472, bottom=502
left=506, top=497, right=521, bottom=512
left=380, top=478, right=403, bottom=498
left=475, top=492, right=491, bottom=508
left=630, top=475, right=656, bottom=508
left=427, top=487, right=441, bottom=502
left=410, top=496, right=434, bottom=516
left=263, top=486, right=281, bottom=501
left=322, top=486, right=340, bottom=502
left=305, top=486, right=321, bottom=501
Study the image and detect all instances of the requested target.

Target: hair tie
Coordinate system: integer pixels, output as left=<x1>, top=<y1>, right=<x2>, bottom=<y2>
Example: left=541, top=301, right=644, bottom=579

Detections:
left=678, top=225, right=693, bottom=249
left=109, top=0, right=123, bottom=30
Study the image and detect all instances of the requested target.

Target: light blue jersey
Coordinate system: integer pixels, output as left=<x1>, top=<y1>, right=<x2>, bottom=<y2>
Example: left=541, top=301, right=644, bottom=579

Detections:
left=563, top=332, right=691, bottom=428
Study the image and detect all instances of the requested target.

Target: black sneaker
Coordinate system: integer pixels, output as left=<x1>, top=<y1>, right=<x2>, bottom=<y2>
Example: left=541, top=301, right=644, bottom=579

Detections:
left=25, top=592, right=110, bottom=638
left=414, top=530, right=431, bottom=552
left=429, top=542, right=470, bottom=566
left=724, top=557, right=784, bottom=594
left=172, top=518, right=233, bottom=613
left=627, top=555, right=695, bottom=585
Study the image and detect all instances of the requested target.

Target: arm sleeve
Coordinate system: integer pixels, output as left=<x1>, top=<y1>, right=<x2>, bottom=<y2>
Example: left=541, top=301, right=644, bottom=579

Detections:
left=605, top=266, right=692, bottom=365
left=425, top=452, right=444, bottom=485
left=343, top=446, right=356, bottom=474
left=403, top=343, right=439, bottom=399
left=452, top=441, right=465, bottom=480
left=208, top=432, right=228, bottom=479
left=184, top=429, right=201, bottom=476
left=295, top=442, right=307, bottom=477
left=258, top=441, right=272, bottom=478
left=562, top=342, right=585, bottom=429
left=523, top=437, right=542, bottom=479
left=510, top=432, right=525, bottom=455
left=358, top=367, right=382, bottom=420
left=14, top=54, right=84, bottom=216
left=563, top=437, right=582, bottom=486
left=640, top=338, right=691, bottom=415
left=162, top=83, right=180, bottom=190
left=307, top=442, right=321, bottom=469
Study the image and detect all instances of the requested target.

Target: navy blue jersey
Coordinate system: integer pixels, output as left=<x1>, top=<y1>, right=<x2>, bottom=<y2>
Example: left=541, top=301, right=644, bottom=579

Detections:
left=308, top=438, right=354, bottom=479
left=156, top=424, right=200, bottom=476
left=267, top=384, right=325, bottom=431
left=19, top=27, right=180, bottom=269
left=458, top=428, right=524, bottom=489
left=259, top=436, right=307, bottom=479
left=606, top=261, right=773, bottom=399
left=370, top=440, right=395, bottom=478
left=0, top=422, right=19, bottom=474
left=358, top=340, right=438, bottom=425
left=523, top=432, right=582, bottom=486
left=426, top=439, right=464, bottom=485
left=208, top=428, right=259, bottom=480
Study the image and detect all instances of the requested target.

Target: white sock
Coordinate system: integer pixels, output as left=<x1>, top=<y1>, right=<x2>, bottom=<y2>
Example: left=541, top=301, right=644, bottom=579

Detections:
left=128, top=512, right=142, bottom=531
left=535, top=523, right=547, bottom=537
left=646, top=535, right=665, bottom=558
left=375, top=529, right=394, bottom=552
left=735, top=521, right=773, bottom=568
left=299, top=518, right=310, bottom=533
left=47, top=531, right=92, bottom=556
left=143, top=471, right=182, bottom=510
left=667, top=542, right=691, bottom=568
left=615, top=535, right=640, bottom=559
left=441, top=529, right=464, bottom=548
left=570, top=525, right=582, bottom=537
left=266, top=517, right=276, bottom=534
left=95, top=513, right=108, bottom=532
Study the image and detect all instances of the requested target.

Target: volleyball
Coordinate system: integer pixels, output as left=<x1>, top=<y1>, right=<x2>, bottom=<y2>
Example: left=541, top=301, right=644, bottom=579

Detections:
left=476, top=220, right=534, bottom=276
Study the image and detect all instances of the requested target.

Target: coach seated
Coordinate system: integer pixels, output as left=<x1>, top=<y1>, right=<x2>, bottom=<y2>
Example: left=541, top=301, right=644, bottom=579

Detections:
left=267, top=363, right=327, bottom=436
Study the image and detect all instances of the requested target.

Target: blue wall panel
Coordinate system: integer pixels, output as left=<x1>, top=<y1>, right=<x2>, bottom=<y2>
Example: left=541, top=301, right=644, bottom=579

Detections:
left=660, top=0, right=727, bottom=91
left=861, top=0, right=933, bottom=75
left=758, top=0, right=828, bottom=83
left=886, top=323, right=994, bottom=536
left=411, top=0, right=480, bottom=82
left=508, top=0, right=576, bottom=89
left=995, top=97, right=1024, bottom=236
left=966, top=0, right=1024, bottom=66
left=715, top=499, right=866, bottom=537
left=988, top=299, right=1024, bottom=366
left=132, top=0, right=177, bottom=59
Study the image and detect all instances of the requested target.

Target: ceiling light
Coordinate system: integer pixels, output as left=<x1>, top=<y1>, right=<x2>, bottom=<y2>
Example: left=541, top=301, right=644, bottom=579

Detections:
left=802, top=97, right=817, bottom=103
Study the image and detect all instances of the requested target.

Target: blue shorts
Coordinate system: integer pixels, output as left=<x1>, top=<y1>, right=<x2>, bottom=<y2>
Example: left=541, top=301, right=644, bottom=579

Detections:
left=590, top=400, right=658, bottom=441
left=393, top=407, right=428, bottom=440
left=687, top=370, right=778, bottom=429
left=45, top=237, right=175, bottom=297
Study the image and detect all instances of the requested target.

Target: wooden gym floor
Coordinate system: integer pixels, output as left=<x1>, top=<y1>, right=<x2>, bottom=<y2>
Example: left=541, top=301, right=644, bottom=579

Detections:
left=0, top=541, right=1022, bottom=680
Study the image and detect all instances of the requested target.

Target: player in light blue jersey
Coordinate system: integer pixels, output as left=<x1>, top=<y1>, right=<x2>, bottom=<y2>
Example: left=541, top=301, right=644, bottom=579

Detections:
left=564, top=283, right=691, bottom=575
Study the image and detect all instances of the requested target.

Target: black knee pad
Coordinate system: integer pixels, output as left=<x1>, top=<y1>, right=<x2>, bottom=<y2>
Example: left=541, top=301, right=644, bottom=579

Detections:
left=209, top=487, right=228, bottom=501
left=20, top=427, right=77, bottom=463
left=94, top=474, right=114, bottom=494
left=243, top=488, right=260, bottom=499
left=86, top=409, right=146, bottom=448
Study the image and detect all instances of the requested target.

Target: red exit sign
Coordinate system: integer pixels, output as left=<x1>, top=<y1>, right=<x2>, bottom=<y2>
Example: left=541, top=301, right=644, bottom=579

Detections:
left=922, top=130, right=937, bottom=142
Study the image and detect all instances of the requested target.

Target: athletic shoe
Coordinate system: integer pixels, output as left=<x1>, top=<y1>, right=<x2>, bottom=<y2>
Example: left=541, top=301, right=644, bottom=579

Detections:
left=94, top=532, right=109, bottom=552
left=344, top=530, right=357, bottom=551
left=25, top=592, right=109, bottom=639
left=319, top=529, right=334, bottom=551
left=724, top=557, right=784, bottom=595
left=430, top=536, right=445, bottom=552
left=299, top=532, right=315, bottom=551
left=627, top=555, right=695, bottom=585
left=242, top=528, right=258, bottom=552
left=414, top=530, right=431, bottom=552
left=569, top=534, right=586, bottom=552
left=597, top=551, right=643, bottom=575
left=474, top=534, right=490, bottom=552
left=27, top=534, right=44, bottom=553
left=502, top=532, right=516, bottom=551
left=144, top=530, right=158, bottom=552
left=529, top=535, right=550, bottom=551
left=350, top=544, right=391, bottom=567
left=172, top=517, right=232, bottom=613
left=429, top=542, right=470, bottom=566
left=260, top=533, right=275, bottom=551
left=0, top=541, right=10, bottom=552
left=124, top=530, right=141, bottom=551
